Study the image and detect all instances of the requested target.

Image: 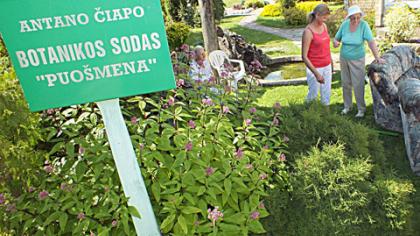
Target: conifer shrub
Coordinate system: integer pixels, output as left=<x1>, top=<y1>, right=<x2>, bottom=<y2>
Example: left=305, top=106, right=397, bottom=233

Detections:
left=282, top=7, right=306, bottom=26
left=261, top=103, right=414, bottom=235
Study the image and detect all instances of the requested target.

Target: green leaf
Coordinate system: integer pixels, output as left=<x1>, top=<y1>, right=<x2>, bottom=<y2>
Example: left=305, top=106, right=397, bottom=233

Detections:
left=90, top=113, right=98, bottom=125
left=160, top=214, right=176, bottom=233
left=44, top=211, right=61, bottom=226
left=128, top=206, right=141, bottom=218
left=181, top=206, right=201, bottom=214
left=249, top=220, right=266, bottom=233
left=183, top=193, right=196, bottom=205
left=23, top=219, right=33, bottom=232
left=59, top=213, right=68, bottom=232
left=152, top=183, right=161, bottom=202
left=98, top=227, right=110, bottom=236
left=220, top=223, right=242, bottom=232
left=178, top=215, right=188, bottom=234
left=75, top=161, right=88, bottom=179
left=48, top=142, right=64, bottom=155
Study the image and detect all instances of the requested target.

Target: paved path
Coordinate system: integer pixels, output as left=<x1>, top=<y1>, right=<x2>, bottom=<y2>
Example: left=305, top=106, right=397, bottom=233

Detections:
left=238, top=8, right=304, bottom=47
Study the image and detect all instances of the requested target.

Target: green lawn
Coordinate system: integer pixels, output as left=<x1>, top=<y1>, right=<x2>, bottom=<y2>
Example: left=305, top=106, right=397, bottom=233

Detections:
left=256, top=71, right=420, bottom=234
left=186, top=16, right=301, bottom=57
left=256, top=16, right=305, bottom=29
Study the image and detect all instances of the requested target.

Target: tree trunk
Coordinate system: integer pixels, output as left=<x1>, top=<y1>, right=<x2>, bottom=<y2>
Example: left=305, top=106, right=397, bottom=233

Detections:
left=198, top=0, right=219, bottom=53
left=375, top=0, right=385, bottom=27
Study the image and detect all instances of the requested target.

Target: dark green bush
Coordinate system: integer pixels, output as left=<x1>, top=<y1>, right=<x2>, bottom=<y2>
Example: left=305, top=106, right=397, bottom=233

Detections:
left=278, top=0, right=295, bottom=9
left=364, top=10, right=376, bottom=35
left=326, top=8, right=346, bottom=36
left=283, top=7, right=306, bottom=26
left=244, top=0, right=265, bottom=9
left=165, top=21, right=191, bottom=50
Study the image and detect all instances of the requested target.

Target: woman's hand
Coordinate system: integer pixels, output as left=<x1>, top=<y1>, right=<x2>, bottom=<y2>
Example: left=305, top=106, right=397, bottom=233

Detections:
left=315, top=73, right=325, bottom=84
left=333, top=39, right=340, bottom=48
left=375, top=58, right=386, bottom=64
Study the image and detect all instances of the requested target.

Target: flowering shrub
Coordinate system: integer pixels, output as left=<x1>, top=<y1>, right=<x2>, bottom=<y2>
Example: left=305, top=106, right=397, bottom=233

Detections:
left=260, top=4, right=282, bottom=17
left=0, top=48, right=288, bottom=234
left=384, top=4, right=419, bottom=42
left=296, top=1, right=322, bottom=14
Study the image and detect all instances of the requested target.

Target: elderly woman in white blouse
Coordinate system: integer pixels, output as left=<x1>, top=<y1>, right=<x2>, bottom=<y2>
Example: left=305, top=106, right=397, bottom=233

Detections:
left=189, top=45, right=213, bottom=82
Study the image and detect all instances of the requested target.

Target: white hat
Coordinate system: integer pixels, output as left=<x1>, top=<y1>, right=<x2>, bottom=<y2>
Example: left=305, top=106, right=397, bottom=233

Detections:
left=346, top=5, right=365, bottom=19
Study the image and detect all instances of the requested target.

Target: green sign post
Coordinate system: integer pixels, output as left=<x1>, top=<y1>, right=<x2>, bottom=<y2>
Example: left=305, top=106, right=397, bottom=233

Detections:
left=0, top=0, right=175, bottom=235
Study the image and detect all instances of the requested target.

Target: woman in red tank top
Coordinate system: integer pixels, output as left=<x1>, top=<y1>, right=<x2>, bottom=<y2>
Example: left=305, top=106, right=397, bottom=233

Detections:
left=302, top=4, right=332, bottom=105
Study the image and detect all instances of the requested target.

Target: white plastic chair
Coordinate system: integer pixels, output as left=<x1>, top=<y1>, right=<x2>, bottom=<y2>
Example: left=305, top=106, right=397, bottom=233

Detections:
left=208, top=50, right=246, bottom=90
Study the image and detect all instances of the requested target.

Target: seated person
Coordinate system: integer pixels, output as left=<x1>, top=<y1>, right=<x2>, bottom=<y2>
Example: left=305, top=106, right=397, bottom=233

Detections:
left=189, top=46, right=213, bottom=82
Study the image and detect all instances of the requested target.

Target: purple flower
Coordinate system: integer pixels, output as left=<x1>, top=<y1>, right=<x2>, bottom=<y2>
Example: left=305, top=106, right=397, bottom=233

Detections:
left=168, top=97, right=175, bottom=106
left=39, top=191, right=49, bottom=200
left=246, top=163, right=253, bottom=170
left=44, top=164, right=53, bottom=174
left=185, top=142, right=193, bottom=151
left=77, top=212, right=85, bottom=220
left=47, top=109, right=55, bottom=115
left=273, top=102, right=281, bottom=110
left=176, top=79, right=185, bottom=87
left=222, top=106, right=230, bottom=114
left=180, top=44, right=189, bottom=52
left=208, top=76, right=216, bottom=83
left=283, top=136, right=289, bottom=143
left=5, top=203, right=16, bottom=213
left=131, top=116, right=138, bottom=125
left=279, top=153, right=286, bottom=162
left=259, top=173, right=268, bottom=180
left=188, top=120, right=196, bottom=129
left=250, top=211, right=260, bottom=220
left=78, top=146, right=85, bottom=155
left=112, top=220, right=118, bottom=227
left=0, top=194, right=5, bottom=204
left=263, top=145, right=269, bottom=150
left=28, top=187, right=35, bottom=193
left=249, top=107, right=257, bottom=114
left=60, top=183, right=68, bottom=191
left=202, top=98, right=213, bottom=106
left=245, top=119, right=252, bottom=126
left=235, top=148, right=244, bottom=159
left=220, top=71, right=229, bottom=78
left=139, top=143, right=145, bottom=150
left=207, top=206, right=224, bottom=226
left=205, top=167, right=215, bottom=176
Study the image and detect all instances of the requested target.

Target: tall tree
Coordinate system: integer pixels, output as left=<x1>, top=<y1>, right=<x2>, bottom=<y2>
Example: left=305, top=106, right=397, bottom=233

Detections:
left=198, top=0, right=218, bottom=53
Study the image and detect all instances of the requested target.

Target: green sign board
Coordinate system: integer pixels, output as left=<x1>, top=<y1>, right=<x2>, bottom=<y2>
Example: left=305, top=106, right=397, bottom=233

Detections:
left=0, top=0, right=175, bottom=111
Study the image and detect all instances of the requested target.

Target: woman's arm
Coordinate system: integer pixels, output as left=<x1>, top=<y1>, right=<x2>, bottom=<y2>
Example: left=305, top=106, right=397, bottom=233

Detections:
left=368, top=40, right=385, bottom=64
left=302, top=28, right=324, bottom=83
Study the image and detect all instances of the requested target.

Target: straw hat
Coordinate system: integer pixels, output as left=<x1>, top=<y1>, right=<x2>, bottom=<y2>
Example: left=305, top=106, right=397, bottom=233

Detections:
left=346, top=5, right=365, bottom=19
